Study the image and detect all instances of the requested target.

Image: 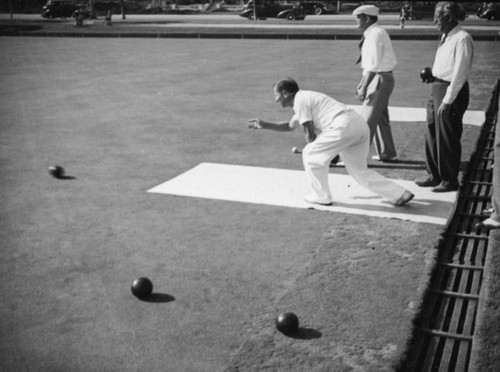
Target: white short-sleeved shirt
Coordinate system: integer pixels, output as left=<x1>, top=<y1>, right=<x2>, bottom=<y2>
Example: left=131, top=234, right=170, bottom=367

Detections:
left=361, top=23, right=397, bottom=75
left=293, top=90, right=349, bottom=134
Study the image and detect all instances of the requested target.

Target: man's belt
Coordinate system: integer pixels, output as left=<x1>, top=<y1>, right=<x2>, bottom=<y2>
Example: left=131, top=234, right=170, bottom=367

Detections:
left=434, top=77, right=450, bottom=83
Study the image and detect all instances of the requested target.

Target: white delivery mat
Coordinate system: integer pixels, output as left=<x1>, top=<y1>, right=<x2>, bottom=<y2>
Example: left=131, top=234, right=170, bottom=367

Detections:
left=148, top=163, right=457, bottom=225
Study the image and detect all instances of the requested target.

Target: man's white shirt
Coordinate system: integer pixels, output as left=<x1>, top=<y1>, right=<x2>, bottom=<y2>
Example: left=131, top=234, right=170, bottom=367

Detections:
left=432, top=25, right=474, bottom=104
left=293, top=90, right=349, bottom=134
left=361, top=23, right=397, bottom=75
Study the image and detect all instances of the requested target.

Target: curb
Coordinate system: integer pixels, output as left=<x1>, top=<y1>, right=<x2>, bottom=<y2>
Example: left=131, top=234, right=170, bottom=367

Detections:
left=1, top=23, right=499, bottom=40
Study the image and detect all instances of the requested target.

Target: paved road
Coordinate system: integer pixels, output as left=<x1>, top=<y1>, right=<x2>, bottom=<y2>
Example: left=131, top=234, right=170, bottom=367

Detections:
left=2, top=12, right=500, bottom=30
left=1, top=12, right=499, bottom=40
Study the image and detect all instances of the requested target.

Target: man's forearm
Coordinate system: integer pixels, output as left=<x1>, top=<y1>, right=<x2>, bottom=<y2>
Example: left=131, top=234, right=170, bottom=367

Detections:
left=359, top=71, right=376, bottom=90
left=260, top=121, right=293, bottom=131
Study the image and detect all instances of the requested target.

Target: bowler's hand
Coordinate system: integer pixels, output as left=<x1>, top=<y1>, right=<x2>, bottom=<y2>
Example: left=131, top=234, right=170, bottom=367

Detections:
left=248, top=118, right=263, bottom=129
left=438, top=103, right=451, bottom=118
left=306, top=133, right=317, bottom=143
left=289, top=115, right=300, bottom=128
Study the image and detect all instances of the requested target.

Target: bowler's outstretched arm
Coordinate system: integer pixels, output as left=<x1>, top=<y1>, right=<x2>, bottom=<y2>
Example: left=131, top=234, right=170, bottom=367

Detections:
left=248, top=118, right=294, bottom=131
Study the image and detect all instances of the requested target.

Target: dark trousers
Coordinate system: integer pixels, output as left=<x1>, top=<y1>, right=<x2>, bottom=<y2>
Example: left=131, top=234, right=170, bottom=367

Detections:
left=491, top=110, right=500, bottom=222
left=424, top=81, right=469, bottom=185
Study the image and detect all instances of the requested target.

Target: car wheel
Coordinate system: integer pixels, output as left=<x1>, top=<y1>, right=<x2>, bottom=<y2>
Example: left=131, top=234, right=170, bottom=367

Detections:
left=314, top=7, right=323, bottom=15
left=286, top=13, right=295, bottom=20
left=247, top=13, right=254, bottom=20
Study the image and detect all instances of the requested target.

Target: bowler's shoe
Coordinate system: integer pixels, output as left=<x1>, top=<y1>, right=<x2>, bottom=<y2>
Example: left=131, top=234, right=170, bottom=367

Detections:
left=432, top=182, right=459, bottom=193
left=475, top=217, right=500, bottom=230
left=394, top=190, right=415, bottom=206
left=330, top=155, right=345, bottom=167
left=482, top=207, right=494, bottom=216
left=415, top=177, right=441, bottom=187
left=372, top=155, right=398, bottom=163
left=304, top=195, right=333, bottom=206
left=329, top=155, right=341, bottom=167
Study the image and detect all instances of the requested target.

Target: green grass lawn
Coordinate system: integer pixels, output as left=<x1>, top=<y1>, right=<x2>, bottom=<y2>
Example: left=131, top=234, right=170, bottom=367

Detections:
left=0, top=37, right=499, bottom=371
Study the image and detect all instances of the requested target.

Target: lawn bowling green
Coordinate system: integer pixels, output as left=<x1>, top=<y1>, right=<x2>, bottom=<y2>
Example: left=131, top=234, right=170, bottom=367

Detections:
left=1, top=36, right=499, bottom=371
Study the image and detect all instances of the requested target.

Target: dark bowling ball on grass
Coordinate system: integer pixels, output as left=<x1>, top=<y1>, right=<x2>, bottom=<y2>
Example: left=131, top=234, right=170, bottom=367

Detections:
left=131, top=277, right=153, bottom=299
left=275, top=312, right=299, bottom=335
left=420, top=67, right=434, bottom=83
left=48, top=165, right=64, bottom=179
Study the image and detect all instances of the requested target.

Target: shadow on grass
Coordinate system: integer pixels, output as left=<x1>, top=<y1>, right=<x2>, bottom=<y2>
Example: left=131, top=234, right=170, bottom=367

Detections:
left=333, top=159, right=470, bottom=171
left=142, top=293, right=175, bottom=303
left=367, top=159, right=426, bottom=170
left=288, top=327, right=322, bottom=340
left=331, top=159, right=427, bottom=170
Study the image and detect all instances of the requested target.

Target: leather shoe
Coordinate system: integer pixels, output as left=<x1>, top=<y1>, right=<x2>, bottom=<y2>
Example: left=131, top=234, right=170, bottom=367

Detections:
left=304, top=195, right=333, bottom=206
left=372, top=155, right=398, bottom=163
left=330, top=155, right=345, bottom=167
left=394, top=190, right=415, bottom=206
left=432, top=182, right=459, bottom=193
left=475, top=218, right=500, bottom=230
left=482, top=207, right=494, bottom=216
left=330, top=155, right=340, bottom=165
left=415, top=177, right=441, bottom=187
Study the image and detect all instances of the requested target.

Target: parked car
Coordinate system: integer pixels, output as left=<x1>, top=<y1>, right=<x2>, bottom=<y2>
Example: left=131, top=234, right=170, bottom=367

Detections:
left=337, top=2, right=362, bottom=14
left=478, top=2, right=500, bottom=20
left=240, top=1, right=306, bottom=21
left=300, top=1, right=326, bottom=15
left=41, top=0, right=81, bottom=18
left=402, top=1, right=436, bottom=20
left=92, top=1, right=119, bottom=13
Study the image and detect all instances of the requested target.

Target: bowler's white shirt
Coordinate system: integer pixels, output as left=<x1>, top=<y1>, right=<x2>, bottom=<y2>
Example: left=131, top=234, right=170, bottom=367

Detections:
left=361, top=23, right=397, bottom=75
left=432, top=25, right=474, bottom=104
left=293, top=90, right=349, bottom=134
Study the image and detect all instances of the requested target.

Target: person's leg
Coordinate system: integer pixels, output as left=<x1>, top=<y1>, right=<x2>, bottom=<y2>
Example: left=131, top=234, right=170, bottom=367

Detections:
left=435, top=83, right=469, bottom=190
left=487, top=158, right=500, bottom=226
left=362, top=73, right=397, bottom=159
left=373, top=74, right=397, bottom=159
left=492, top=115, right=500, bottom=223
left=477, top=103, right=500, bottom=228
left=339, top=112, right=411, bottom=203
left=302, top=129, right=345, bottom=204
left=417, top=87, right=443, bottom=186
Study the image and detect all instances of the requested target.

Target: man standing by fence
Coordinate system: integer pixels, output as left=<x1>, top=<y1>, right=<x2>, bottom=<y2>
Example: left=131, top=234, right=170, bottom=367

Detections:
left=415, top=2, right=473, bottom=193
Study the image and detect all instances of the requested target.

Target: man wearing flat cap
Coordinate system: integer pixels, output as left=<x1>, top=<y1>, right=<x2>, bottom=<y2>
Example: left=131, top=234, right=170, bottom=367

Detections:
left=352, top=4, right=398, bottom=163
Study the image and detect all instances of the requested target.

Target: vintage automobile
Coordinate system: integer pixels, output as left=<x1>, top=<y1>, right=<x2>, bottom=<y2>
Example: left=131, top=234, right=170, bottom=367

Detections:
left=478, top=2, right=500, bottom=20
left=240, top=1, right=306, bottom=21
left=41, top=0, right=81, bottom=18
left=401, top=1, right=436, bottom=20
left=41, top=0, right=119, bottom=19
left=300, top=1, right=326, bottom=15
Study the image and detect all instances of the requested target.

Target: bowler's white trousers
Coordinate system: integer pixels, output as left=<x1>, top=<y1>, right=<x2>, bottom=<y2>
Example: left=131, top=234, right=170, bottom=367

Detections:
left=302, top=110, right=407, bottom=204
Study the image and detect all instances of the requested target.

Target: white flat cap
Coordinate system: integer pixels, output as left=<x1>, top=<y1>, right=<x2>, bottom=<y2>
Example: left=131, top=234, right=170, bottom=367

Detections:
left=353, top=4, right=379, bottom=16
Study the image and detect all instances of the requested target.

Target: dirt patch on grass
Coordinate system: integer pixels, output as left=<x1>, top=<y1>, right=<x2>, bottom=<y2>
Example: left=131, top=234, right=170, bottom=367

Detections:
left=225, top=215, right=441, bottom=371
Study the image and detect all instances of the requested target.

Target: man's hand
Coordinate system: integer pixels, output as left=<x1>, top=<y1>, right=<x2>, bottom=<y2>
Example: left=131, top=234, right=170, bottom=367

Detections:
left=356, top=86, right=367, bottom=101
left=302, top=121, right=316, bottom=143
left=289, top=115, right=300, bottom=128
left=306, top=132, right=317, bottom=143
left=248, top=118, right=263, bottom=129
left=438, top=103, right=451, bottom=118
